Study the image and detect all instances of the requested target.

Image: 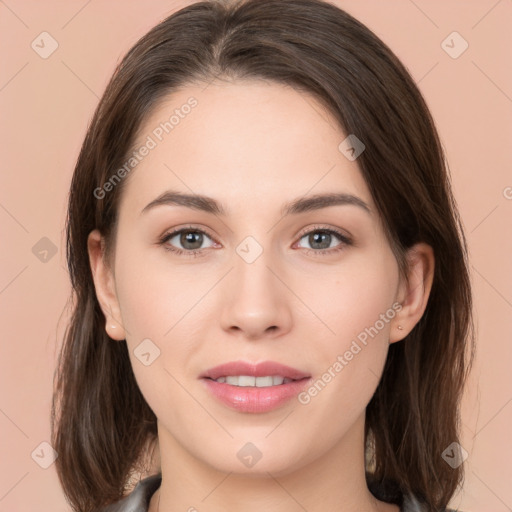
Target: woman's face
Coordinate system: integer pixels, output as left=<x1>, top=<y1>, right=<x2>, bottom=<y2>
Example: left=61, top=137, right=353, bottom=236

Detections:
left=90, top=79, right=420, bottom=476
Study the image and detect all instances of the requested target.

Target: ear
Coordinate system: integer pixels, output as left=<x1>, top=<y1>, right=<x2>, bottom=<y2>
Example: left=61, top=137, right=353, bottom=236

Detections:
left=87, top=229, right=126, bottom=341
left=389, top=242, right=435, bottom=343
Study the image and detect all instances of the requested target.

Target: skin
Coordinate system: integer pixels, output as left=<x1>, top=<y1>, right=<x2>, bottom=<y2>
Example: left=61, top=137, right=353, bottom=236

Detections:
left=88, top=79, right=434, bottom=512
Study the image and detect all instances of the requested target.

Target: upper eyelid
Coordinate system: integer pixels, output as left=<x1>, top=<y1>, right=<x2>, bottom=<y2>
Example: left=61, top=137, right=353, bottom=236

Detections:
left=162, top=225, right=217, bottom=243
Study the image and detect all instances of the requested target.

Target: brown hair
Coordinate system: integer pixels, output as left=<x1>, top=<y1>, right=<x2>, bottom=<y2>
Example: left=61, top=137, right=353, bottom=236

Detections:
left=51, top=0, right=475, bottom=510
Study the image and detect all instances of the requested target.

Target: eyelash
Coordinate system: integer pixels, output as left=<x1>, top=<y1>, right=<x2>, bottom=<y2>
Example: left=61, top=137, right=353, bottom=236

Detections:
left=157, top=224, right=353, bottom=258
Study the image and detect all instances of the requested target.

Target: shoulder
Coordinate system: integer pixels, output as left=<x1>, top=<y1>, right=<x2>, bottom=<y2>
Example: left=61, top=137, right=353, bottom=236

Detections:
left=367, top=476, right=465, bottom=512
left=98, top=473, right=465, bottom=512
left=402, top=492, right=465, bottom=512
left=98, top=474, right=162, bottom=512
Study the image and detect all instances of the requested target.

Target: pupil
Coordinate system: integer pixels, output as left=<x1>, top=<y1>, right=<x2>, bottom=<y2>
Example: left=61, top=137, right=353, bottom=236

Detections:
left=311, top=232, right=330, bottom=249
left=181, top=231, right=202, bottom=250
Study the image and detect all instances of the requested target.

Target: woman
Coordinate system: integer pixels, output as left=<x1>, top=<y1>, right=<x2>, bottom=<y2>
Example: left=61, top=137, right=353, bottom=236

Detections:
left=51, top=0, right=475, bottom=511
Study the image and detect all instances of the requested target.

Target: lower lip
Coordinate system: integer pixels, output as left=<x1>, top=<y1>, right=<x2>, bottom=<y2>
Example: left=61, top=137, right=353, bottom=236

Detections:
left=202, top=378, right=311, bottom=413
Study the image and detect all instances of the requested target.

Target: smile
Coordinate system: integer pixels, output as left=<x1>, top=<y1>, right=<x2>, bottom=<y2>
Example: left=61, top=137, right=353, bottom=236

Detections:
left=200, top=361, right=311, bottom=413
left=211, top=375, right=294, bottom=386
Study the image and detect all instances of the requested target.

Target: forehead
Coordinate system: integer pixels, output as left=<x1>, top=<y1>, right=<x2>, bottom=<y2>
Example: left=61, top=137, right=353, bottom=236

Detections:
left=119, top=79, right=373, bottom=215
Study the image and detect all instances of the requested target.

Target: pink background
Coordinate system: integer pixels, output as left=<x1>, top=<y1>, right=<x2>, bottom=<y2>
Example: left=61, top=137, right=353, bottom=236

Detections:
left=1, top=1, right=511, bottom=510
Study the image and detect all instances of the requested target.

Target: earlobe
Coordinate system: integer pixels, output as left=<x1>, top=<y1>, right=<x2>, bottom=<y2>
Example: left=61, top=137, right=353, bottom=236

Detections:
left=390, top=242, right=435, bottom=343
left=87, top=229, right=126, bottom=341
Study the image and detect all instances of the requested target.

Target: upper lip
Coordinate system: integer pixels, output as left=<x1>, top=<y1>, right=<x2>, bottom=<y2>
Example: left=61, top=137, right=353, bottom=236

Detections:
left=200, top=361, right=310, bottom=381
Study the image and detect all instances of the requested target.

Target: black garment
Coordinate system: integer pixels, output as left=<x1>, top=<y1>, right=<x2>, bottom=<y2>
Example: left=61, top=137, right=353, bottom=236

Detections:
left=99, top=473, right=463, bottom=511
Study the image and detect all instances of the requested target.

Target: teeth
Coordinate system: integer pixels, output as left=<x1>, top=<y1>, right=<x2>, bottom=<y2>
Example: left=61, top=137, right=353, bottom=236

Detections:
left=214, top=375, right=293, bottom=387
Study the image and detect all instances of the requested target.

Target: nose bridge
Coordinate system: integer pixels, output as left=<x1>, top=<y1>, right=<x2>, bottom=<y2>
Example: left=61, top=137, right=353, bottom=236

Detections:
left=219, top=233, right=291, bottom=338
left=232, top=234, right=279, bottom=306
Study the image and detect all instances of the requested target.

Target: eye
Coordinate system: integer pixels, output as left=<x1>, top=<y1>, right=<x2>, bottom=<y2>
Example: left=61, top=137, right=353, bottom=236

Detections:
left=295, top=226, right=352, bottom=255
left=158, top=226, right=217, bottom=257
left=158, top=225, right=352, bottom=258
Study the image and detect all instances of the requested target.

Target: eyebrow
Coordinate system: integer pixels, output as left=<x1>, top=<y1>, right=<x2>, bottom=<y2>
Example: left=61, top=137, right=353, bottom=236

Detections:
left=140, top=190, right=371, bottom=217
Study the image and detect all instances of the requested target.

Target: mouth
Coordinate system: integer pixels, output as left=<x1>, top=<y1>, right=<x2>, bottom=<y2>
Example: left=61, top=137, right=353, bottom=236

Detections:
left=200, top=360, right=311, bottom=413
left=200, top=360, right=310, bottom=381
left=207, top=375, right=297, bottom=386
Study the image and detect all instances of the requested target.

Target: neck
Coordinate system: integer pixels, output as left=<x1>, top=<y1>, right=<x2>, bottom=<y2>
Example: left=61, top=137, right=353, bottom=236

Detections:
left=149, top=414, right=399, bottom=512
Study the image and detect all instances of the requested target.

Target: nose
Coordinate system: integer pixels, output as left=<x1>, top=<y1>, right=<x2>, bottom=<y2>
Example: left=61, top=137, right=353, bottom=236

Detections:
left=219, top=245, right=292, bottom=340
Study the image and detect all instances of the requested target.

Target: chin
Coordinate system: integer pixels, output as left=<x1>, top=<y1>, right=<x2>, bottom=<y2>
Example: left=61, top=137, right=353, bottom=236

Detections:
left=191, top=437, right=311, bottom=477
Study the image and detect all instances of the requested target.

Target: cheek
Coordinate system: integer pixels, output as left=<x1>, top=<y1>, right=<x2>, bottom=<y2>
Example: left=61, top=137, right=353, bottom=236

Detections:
left=303, top=252, right=399, bottom=400
left=112, top=246, right=200, bottom=419
left=113, top=241, right=200, bottom=340
left=311, top=251, right=399, bottom=344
